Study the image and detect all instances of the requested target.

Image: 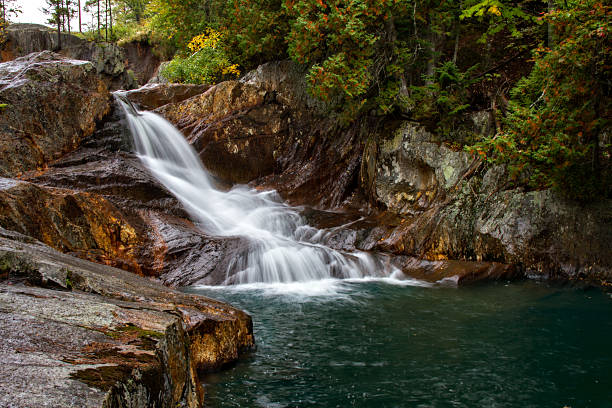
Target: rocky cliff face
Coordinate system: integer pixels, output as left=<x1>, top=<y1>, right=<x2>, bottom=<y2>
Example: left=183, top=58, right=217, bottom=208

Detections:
left=1, top=24, right=161, bottom=89
left=156, top=61, right=611, bottom=284
left=361, top=122, right=612, bottom=282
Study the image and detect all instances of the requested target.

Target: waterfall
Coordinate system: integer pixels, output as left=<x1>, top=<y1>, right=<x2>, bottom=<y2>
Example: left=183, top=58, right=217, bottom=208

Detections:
left=116, top=94, right=397, bottom=284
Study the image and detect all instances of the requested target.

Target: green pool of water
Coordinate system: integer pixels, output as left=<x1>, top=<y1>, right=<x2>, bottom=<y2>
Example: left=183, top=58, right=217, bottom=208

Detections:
left=186, top=280, right=612, bottom=407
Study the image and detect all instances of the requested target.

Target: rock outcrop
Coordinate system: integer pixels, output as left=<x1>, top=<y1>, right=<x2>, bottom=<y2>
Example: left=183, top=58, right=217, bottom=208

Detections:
left=0, top=51, right=110, bottom=177
left=157, top=61, right=364, bottom=208
left=0, top=24, right=163, bottom=89
left=361, top=122, right=612, bottom=282
left=0, top=227, right=254, bottom=408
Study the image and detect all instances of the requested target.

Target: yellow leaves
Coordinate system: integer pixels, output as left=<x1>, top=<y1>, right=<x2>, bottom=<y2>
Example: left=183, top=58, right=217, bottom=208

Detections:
left=222, top=64, right=241, bottom=77
left=488, top=5, right=501, bottom=16
left=188, top=28, right=222, bottom=52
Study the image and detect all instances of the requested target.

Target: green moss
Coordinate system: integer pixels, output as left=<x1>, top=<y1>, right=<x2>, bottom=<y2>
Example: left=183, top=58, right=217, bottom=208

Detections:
left=70, top=365, right=133, bottom=391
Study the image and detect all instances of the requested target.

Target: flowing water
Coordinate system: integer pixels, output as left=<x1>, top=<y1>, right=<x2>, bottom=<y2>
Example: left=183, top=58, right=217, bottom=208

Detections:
left=116, top=95, right=398, bottom=284
left=117, top=96, right=612, bottom=407
left=188, top=281, right=612, bottom=408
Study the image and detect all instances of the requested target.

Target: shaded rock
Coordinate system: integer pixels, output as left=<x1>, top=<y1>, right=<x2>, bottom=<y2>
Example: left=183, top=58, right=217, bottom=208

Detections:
left=148, top=61, right=170, bottom=84
left=393, top=257, right=519, bottom=285
left=138, top=211, right=249, bottom=287
left=121, top=40, right=161, bottom=85
left=364, top=121, right=612, bottom=282
left=124, top=83, right=210, bottom=110
left=362, top=122, right=472, bottom=214
left=0, top=51, right=110, bottom=177
left=0, top=227, right=254, bottom=408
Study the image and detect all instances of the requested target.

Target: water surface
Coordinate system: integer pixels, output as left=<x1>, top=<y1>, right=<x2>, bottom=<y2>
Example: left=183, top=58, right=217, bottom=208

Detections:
left=187, top=280, right=612, bottom=408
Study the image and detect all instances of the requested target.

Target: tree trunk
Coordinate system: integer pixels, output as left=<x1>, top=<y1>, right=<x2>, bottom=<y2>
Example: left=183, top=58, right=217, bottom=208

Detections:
left=452, top=26, right=460, bottom=64
left=97, top=0, right=100, bottom=38
left=104, top=0, right=108, bottom=41
left=67, top=0, right=71, bottom=35
left=78, top=0, right=81, bottom=33
left=56, top=0, right=62, bottom=50
left=547, top=0, right=555, bottom=47
left=109, top=0, right=112, bottom=41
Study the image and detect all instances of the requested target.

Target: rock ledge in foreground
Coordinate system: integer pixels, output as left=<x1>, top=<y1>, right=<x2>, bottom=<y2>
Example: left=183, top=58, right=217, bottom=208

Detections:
left=0, top=227, right=254, bottom=408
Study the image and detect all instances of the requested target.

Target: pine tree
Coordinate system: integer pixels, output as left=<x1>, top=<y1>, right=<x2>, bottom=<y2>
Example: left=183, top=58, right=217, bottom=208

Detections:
left=0, top=0, right=21, bottom=22
left=43, top=0, right=63, bottom=49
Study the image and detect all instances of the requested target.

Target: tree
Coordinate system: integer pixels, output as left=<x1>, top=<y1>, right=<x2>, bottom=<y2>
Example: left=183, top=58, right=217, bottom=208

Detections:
left=0, top=0, right=21, bottom=22
left=43, top=0, right=63, bottom=49
left=84, top=0, right=102, bottom=38
left=147, top=0, right=219, bottom=50
left=470, top=0, right=611, bottom=199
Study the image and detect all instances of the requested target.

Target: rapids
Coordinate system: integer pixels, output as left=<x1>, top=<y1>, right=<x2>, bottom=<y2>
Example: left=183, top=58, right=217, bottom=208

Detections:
left=116, top=95, right=398, bottom=284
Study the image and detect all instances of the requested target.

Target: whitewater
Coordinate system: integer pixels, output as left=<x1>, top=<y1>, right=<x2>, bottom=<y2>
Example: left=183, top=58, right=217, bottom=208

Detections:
left=116, top=95, right=401, bottom=285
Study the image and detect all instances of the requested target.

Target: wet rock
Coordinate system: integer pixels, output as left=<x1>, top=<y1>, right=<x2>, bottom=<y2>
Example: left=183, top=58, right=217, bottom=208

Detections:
left=158, top=79, right=285, bottom=184
left=393, top=257, right=519, bottom=285
left=124, top=83, right=210, bottom=110
left=1, top=23, right=144, bottom=89
left=0, top=51, right=110, bottom=177
left=0, top=179, right=143, bottom=272
left=158, top=61, right=366, bottom=208
left=0, top=227, right=254, bottom=408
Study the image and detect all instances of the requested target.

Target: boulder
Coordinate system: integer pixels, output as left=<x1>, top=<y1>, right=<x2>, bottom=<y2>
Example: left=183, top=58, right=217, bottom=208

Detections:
left=0, top=51, right=110, bottom=177
left=0, top=227, right=254, bottom=408
left=1, top=24, right=145, bottom=89
left=123, top=83, right=210, bottom=110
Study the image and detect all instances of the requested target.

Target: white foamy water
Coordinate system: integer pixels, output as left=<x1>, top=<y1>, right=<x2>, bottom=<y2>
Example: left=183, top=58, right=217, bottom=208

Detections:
left=116, top=95, right=401, bottom=285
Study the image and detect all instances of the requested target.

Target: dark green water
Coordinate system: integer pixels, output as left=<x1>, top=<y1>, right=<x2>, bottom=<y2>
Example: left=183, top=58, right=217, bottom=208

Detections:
left=186, top=280, right=612, bottom=408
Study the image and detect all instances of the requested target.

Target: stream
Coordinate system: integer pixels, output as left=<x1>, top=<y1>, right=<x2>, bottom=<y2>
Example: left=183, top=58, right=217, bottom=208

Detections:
left=189, top=281, right=612, bottom=408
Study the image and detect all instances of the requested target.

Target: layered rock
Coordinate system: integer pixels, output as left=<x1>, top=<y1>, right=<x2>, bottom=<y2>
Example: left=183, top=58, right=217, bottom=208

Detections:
left=0, top=51, right=110, bottom=177
left=0, top=228, right=254, bottom=408
left=361, top=122, right=612, bottom=282
left=123, top=83, right=210, bottom=110
left=157, top=61, right=364, bottom=208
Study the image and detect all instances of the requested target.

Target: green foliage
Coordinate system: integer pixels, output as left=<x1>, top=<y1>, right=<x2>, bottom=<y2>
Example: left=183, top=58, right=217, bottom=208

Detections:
left=460, top=0, right=537, bottom=43
left=146, top=0, right=222, bottom=51
left=223, top=0, right=289, bottom=67
left=470, top=0, right=611, bottom=200
left=410, top=61, right=478, bottom=135
left=161, top=29, right=240, bottom=84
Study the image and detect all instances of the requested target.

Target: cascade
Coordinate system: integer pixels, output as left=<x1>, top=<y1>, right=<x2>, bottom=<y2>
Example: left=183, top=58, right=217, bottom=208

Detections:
left=116, top=94, right=397, bottom=284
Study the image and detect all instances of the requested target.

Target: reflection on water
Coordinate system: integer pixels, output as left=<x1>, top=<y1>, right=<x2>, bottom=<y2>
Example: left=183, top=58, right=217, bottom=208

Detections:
left=186, top=280, right=612, bottom=408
